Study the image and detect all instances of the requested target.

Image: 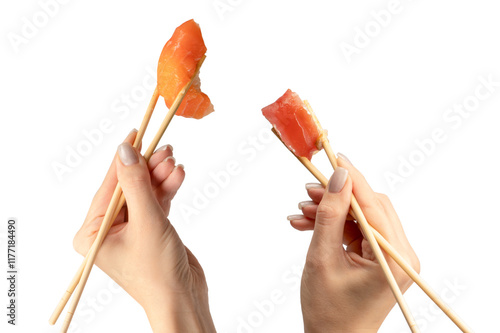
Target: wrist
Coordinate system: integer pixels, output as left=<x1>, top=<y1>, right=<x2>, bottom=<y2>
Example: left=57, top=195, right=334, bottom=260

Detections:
left=143, top=289, right=216, bottom=333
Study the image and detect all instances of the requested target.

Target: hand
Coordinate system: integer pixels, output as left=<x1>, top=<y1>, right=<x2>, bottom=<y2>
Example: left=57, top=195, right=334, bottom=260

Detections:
left=288, top=154, right=420, bottom=332
left=73, top=129, right=216, bottom=333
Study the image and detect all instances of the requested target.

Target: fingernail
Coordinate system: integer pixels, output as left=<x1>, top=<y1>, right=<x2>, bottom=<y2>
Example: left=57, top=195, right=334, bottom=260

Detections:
left=167, top=144, right=173, bottom=151
left=287, top=214, right=304, bottom=221
left=118, top=143, right=139, bottom=166
left=305, top=183, right=323, bottom=190
left=176, top=164, right=184, bottom=170
left=129, top=128, right=138, bottom=135
left=328, top=167, right=348, bottom=193
left=164, top=156, right=176, bottom=163
left=298, top=201, right=315, bottom=209
left=337, top=153, right=352, bottom=165
left=156, top=145, right=168, bottom=152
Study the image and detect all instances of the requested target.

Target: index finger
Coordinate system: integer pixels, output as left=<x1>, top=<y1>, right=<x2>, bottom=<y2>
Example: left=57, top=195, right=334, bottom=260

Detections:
left=336, top=154, right=402, bottom=243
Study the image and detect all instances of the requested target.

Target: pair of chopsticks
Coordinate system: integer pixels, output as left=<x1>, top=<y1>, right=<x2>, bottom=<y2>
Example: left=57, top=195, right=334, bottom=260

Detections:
left=273, top=101, right=473, bottom=333
left=49, top=56, right=206, bottom=333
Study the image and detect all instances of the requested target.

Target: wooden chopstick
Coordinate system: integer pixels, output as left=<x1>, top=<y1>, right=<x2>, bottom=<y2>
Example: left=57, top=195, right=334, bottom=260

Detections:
left=271, top=114, right=472, bottom=332
left=49, top=87, right=160, bottom=326
left=57, top=57, right=205, bottom=333
left=322, top=135, right=419, bottom=332
left=300, top=100, right=419, bottom=332
left=302, top=101, right=418, bottom=331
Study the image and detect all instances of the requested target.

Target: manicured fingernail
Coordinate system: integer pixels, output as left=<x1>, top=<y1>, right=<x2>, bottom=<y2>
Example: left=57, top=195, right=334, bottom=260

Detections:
left=155, top=144, right=173, bottom=153
left=118, top=143, right=139, bottom=166
left=156, top=145, right=168, bottom=152
left=164, top=156, right=176, bottom=163
left=298, top=201, right=315, bottom=209
left=305, top=183, right=323, bottom=190
left=287, top=214, right=304, bottom=221
left=337, top=153, right=352, bottom=165
left=328, top=167, right=348, bottom=193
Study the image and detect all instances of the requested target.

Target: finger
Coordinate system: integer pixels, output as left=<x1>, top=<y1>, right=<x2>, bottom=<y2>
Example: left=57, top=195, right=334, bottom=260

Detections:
left=160, top=165, right=185, bottom=199
left=290, top=217, right=314, bottom=231
left=337, top=153, right=397, bottom=240
left=151, top=156, right=176, bottom=189
left=310, top=167, right=352, bottom=255
left=375, top=192, right=416, bottom=256
left=376, top=193, right=404, bottom=231
left=156, top=165, right=185, bottom=212
left=337, top=154, right=378, bottom=207
left=288, top=218, right=364, bottom=257
left=305, top=183, right=325, bottom=203
left=298, top=201, right=318, bottom=220
left=116, top=142, right=164, bottom=226
left=148, top=144, right=174, bottom=171
left=299, top=201, right=357, bottom=223
left=343, top=220, right=364, bottom=255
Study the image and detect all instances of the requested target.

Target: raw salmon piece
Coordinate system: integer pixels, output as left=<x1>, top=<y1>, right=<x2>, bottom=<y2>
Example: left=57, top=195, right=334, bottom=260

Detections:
left=157, top=19, right=213, bottom=119
left=262, top=89, right=322, bottom=160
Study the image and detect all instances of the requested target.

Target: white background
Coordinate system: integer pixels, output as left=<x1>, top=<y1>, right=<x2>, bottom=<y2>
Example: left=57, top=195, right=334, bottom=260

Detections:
left=1, top=0, right=499, bottom=332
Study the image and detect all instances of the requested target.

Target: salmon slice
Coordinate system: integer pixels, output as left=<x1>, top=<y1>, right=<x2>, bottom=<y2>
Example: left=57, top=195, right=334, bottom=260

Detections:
left=262, top=89, right=322, bottom=160
left=157, top=19, right=214, bottom=119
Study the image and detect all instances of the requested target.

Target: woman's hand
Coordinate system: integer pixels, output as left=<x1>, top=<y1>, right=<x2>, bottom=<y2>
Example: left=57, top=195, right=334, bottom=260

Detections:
left=288, top=154, right=420, bottom=332
left=73, top=129, right=216, bottom=333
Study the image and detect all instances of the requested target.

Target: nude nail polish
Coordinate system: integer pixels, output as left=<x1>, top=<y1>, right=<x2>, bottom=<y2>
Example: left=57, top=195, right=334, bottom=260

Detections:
left=164, top=156, right=176, bottom=163
left=287, top=214, right=304, bottom=221
left=298, top=201, right=315, bottom=209
left=305, top=183, right=323, bottom=190
left=155, top=144, right=173, bottom=153
left=328, top=167, right=348, bottom=193
left=156, top=145, right=168, bottom=152
left=118, top=143, right=139, bottom=166
left=337, top=153, right=352, bottom=165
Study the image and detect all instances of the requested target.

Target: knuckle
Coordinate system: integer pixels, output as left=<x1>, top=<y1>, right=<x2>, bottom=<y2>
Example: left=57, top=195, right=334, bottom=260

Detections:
left=359, top=199, right=383, bottom=215
left=305, top=254, right=331, bottom=276
left=316, top=203, right=343, bottom=222
left=351, top=168, right=367, bottom=184
left=377, top=193, right=389, bottom=203
left=123, top=174, right=151, bottom=191
left=377, top=193, right=392, bottom=208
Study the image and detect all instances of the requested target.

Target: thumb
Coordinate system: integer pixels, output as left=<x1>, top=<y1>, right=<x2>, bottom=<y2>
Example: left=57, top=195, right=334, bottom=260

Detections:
left=116, top=142, right=157, bottom=214
left=310, top=167, right=352, bottom=254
